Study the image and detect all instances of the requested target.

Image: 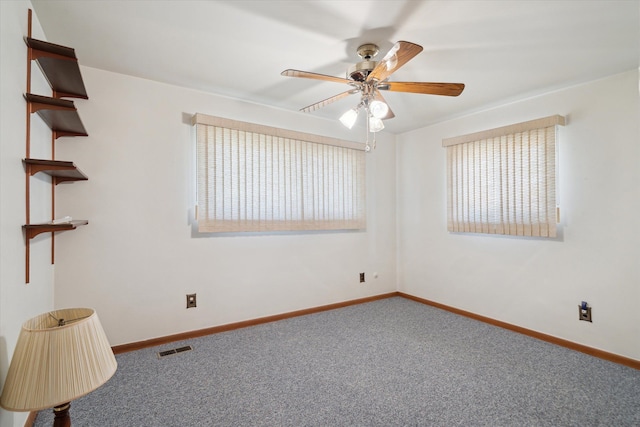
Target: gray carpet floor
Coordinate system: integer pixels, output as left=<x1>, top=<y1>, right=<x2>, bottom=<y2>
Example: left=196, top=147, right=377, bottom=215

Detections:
left=34, top=297, right=640, bottom=426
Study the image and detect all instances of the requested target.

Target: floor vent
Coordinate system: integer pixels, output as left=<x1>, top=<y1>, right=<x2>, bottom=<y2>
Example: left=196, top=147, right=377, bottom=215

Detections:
left=157, top=345, right=193, bottom=358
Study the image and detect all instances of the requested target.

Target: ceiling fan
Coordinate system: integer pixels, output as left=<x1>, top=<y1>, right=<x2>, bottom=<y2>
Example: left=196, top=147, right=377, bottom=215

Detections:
left=281, top=41, right=465, bottom=149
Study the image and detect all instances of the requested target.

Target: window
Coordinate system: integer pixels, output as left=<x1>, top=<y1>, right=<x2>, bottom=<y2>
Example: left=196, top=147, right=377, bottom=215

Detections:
left=442, top=115, right=565, bottom=238
left=192, top=114, right=366, bottom=233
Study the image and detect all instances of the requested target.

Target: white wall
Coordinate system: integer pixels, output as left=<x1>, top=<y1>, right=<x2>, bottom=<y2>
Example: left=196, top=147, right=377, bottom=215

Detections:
left=0, top=1, right=56, bottom=426
left=53, top=66, right=397, bottom=346
left=397, top=70, right=640, bottom=360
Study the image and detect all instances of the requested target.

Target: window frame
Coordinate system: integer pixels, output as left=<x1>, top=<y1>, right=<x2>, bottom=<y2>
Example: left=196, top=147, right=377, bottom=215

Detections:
left=442, top=115, right=565, bottom=238
left=192, top=113, right=367, bottom=233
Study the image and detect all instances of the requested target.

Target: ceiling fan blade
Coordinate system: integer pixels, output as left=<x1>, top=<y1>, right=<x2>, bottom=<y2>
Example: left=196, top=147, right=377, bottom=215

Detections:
left=300, top=89, right=358, bottom=113
left=366, top=41, right=423, bottom=83
left=381, top=81, right=465, bottom=97
left=373, top=90, right=395, bottom=119
left=282, top=69, right=352, bottom=85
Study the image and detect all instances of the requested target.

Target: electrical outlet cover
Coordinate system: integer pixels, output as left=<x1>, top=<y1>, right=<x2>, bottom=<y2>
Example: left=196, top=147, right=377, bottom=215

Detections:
left=186, top=293, right=197, bottom=308
left=578, top=306, right=592, bottom=322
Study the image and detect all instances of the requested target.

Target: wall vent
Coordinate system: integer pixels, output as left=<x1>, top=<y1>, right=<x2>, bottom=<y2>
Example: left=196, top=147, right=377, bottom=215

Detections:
left=157, top=345, right=193, bottom=358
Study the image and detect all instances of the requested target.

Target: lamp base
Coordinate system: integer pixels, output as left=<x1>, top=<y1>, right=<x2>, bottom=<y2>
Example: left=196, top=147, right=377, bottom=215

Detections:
left=52, top=402, right=71, bottom=427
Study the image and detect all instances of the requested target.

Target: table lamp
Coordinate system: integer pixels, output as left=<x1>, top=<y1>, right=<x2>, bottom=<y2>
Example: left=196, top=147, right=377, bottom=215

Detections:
left=0, top=308, right=117, bottom=426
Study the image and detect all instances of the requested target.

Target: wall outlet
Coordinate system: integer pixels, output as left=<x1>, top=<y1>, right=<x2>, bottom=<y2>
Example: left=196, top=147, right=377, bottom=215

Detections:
left=186, top=293, right=197, bottom=308
left=359, top=272, right=365, bottom=283
left=578, top=302, right=592, bottom=322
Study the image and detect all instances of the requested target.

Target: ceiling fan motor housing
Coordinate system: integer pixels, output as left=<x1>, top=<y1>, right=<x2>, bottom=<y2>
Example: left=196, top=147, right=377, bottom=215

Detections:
left=348, top=60, right=377, bottom=82
left=347, top=43, right=380, bottom=81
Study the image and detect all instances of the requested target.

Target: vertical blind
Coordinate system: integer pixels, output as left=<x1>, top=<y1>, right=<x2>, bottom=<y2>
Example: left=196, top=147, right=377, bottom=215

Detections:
left=193, top=114, right=366, bottom=233
left=442, top=115, right=565, bottom=238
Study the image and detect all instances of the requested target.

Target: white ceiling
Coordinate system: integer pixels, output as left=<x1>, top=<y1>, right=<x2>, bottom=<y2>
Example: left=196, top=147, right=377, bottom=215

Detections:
left=31, top=0, right=639, bottom=134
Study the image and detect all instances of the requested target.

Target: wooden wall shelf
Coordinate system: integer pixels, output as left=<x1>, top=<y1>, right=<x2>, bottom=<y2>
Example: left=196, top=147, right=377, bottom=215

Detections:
left=25, top=93, right=88, bottom=138
left=23, top=220, right=89, bottom=240
left=25, top=37, right=88, bottom=99
left=23, top=9, right=90, bottom=282
left=23, top=158, right=88, bottom=184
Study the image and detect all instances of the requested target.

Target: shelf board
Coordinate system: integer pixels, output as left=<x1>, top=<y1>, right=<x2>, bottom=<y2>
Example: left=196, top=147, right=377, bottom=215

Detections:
left=23, top=158, right=88, bottom=184
left=25, top=93, right=88, bottom=138
left=23, top=220, right=88, bottom=240
left=25, top=37, right=88, bottom=99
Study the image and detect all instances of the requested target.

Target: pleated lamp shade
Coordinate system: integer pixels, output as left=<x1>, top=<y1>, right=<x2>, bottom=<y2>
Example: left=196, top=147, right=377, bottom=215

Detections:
left=0, top=308, right=117, bottom=412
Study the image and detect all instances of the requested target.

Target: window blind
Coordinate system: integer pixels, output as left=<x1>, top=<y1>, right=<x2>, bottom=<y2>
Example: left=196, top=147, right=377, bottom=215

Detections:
left=193, top=114, right=366, bottom=233
left=442, top=115, right=565, bottom=238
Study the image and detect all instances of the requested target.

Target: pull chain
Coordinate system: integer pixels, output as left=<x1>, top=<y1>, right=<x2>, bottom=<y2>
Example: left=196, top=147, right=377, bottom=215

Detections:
left=365, top=106, right=371, bottom=152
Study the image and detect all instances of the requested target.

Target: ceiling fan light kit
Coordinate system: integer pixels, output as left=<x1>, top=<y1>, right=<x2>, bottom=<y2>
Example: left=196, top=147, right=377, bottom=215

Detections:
left=281, top=41, right=465, bottom=151
left=369, top=100, right=389, bottom=119
left=369, top=116, right=385, bottom=133
left=339, top=108, right=359, bottom=129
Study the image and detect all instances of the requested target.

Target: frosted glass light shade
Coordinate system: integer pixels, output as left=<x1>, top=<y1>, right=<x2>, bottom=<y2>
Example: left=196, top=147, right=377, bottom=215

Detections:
left=369, top=116, right=385, bottom=132
left=339, top=108, right=358, bottom=129
left=369, top=100, right=389, bottom=119
left=0, top=308, right=117, bottom=412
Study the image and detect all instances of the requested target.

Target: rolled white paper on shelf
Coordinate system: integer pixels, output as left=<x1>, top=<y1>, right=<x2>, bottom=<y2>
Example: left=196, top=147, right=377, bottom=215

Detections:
left=51, top=216, right=72, bottom=224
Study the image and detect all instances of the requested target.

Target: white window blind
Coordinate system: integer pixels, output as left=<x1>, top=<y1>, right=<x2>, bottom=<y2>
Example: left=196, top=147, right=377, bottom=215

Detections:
left=192, top=114, right=366, bottom=233
left=442, top=115, right=565, bottom=238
